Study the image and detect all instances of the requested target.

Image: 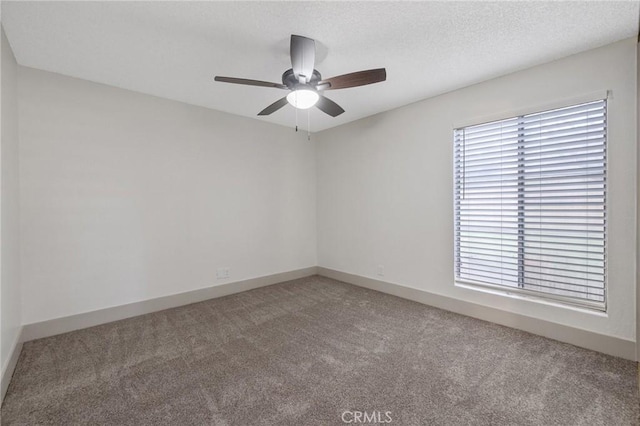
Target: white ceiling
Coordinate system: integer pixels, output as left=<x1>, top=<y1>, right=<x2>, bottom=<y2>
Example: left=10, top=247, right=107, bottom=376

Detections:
left=2, top=1, right=638, bottom=132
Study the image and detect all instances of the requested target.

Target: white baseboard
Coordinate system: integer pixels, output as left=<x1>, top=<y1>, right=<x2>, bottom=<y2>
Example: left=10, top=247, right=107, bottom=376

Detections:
left=22, top=267, right=318, bottom=343
left=317, top=267, right=636, bottom=361
left=1, top=326, right=24, bottom=404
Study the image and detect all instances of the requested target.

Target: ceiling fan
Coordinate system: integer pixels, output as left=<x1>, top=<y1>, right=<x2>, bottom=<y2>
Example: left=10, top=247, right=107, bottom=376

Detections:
left=214, top=35, right=386, bottom=118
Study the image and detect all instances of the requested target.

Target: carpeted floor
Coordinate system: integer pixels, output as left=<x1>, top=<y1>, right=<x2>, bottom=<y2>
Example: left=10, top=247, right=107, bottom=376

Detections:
left=2, top=275, right=638, bottom=425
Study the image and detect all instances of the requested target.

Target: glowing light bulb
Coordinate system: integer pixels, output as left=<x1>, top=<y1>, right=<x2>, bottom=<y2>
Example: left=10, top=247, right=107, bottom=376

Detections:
left=286, top=89, right=319, bottom=109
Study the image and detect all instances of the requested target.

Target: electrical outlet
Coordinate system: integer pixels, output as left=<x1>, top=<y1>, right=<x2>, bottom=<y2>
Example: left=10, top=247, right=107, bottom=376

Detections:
left=377, top=265, right=384, bottom=277
left=216, top=267, right=230, bottom=280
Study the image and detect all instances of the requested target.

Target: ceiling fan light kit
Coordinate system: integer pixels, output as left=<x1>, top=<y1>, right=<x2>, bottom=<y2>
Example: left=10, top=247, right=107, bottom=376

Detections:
left=286, top=89, right=318, bottom=109
left=214, top=35, right=387, bottom=123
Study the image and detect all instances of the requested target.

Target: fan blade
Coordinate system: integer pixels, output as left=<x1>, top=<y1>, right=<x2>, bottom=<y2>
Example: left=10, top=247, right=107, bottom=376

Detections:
left=290, top=35, right=315, bottom=83
left=316, top=95, right=345, bottom=117
left=215, top=76, right=286, bottom=89
left=318, top=68, right=386, bottom=90
left=258, top=97, right=289, bottom=116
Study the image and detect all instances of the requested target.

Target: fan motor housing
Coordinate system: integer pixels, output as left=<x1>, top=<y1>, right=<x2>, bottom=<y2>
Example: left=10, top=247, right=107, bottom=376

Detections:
left=282, top=68, right=322, bottom=89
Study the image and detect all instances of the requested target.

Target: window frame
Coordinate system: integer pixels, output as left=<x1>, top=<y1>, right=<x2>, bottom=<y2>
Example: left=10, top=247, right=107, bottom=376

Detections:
left=452, top=98, right=608, bottom=312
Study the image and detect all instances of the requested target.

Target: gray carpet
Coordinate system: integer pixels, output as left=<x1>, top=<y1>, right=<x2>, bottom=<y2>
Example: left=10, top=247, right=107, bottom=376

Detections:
left=2, top=275, right=638, bottom=425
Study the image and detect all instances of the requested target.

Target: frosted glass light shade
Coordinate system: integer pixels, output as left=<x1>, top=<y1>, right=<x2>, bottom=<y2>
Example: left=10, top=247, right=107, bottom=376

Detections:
left=286, top=89, right=319, bottom=109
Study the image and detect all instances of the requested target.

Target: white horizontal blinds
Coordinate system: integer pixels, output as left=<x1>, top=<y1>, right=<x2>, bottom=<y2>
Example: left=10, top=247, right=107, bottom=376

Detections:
left=454, top=99, right=607, bottom=308
left=454, top=117, right=521, bottom=288
left=520, top=100, right=606, bottom=304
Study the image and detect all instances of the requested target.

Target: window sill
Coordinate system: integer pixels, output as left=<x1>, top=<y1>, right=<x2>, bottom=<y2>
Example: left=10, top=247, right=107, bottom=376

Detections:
left=455, top=279, right=608, bottom=316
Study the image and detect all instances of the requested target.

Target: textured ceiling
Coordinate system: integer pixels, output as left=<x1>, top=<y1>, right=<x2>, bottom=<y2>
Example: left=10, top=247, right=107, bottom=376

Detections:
left=2, top=1, right=638, bottom=132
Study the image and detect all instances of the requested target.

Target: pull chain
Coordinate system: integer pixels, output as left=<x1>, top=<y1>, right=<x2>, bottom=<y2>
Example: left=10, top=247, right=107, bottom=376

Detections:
left=295, top=95, right=299, bottom=132
left=307, top=109, right=311, bottom=141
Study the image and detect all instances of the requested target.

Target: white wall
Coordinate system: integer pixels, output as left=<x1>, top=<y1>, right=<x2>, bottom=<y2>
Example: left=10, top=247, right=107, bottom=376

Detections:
left=18, top=67, right=317, bottom=324
left=1, top=27, right=22, bottom=374
left=317, top=38, right=637, bottom=341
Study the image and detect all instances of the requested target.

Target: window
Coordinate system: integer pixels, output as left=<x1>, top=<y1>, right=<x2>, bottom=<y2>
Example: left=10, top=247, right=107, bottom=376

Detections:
left=453, top=100, right=607, bottom=310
